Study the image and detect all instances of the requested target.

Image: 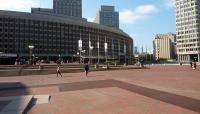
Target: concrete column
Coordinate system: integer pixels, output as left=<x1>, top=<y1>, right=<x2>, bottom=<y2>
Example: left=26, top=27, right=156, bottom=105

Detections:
left=189, top=55, right=191, bottom=62
left=188, top=55, right=190, bottom=62
left=186, top=55, right=189, bottom=62
left=185, top=55, right=187, bottom=62
left=198, top=54, right=200, bottom=62
left=178, top=55, right=180, bottom=62
left=184, top=55, right=186, bottom=62
left=180, top=55, right=183, bottom=62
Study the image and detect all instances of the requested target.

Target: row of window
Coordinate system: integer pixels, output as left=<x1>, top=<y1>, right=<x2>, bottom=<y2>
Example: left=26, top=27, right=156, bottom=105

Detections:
left=0, top=16, right=132, bottom=55
left=177, top=38, right=200, bottom=43
left=178, top=48, right=200, bottom=52
left=177, top=29, right=199, bottom=35
left=177, top=43, right=197, bottom=48
left=176, top=0, right=196, bottom=5
left=177, top=34, right=200, bottom=39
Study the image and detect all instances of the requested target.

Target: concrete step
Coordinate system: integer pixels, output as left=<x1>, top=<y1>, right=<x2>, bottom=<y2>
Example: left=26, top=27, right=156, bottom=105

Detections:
left=0, top=95, right=33, bottom=114
left=0, top=95, right=50, bottom=114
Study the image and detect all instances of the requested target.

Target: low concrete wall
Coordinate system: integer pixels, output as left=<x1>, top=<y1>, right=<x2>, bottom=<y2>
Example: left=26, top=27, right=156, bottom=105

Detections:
left=0, top=64, right=144, bottom=77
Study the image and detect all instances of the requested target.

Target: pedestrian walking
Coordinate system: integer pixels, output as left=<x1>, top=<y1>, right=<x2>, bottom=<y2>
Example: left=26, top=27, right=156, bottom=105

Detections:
left=193, top=62, right=197, bottom=70
left=84, top=63, right=89, bottom=76
left=190, top=61, right=193, bottom=68
left=57, top=65, right=63, bottom=77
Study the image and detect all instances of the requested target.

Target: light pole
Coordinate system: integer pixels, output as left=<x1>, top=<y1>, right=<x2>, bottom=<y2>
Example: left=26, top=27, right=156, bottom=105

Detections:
left=28, top=45, right=34, bottom=65
left=33, top=54, right=35, bottom=65
left=58, top=54, right=61, bottom=62
left=78, top=50, right=85, bottom=63
left=72, top=50, right=75, bottom=63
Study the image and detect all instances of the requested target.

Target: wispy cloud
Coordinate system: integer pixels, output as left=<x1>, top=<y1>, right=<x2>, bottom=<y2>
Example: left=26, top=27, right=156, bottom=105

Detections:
left=119, top=5, right=159, bottom=24
left=0, top=0, right=39, bottom=12
left=130, top=34, right=136, bottom=40
left=163, top=0, right=175, bottom=8
left=87, top=17, right=95, bottom=22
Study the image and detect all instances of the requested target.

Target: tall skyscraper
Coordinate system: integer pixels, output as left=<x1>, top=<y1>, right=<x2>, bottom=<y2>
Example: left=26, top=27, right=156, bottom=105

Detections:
left=94, top=5, right=119, bottom=29
left=53, top=0, right=82, bottom=18
left=153, top=33, right=176, bottom=60
left=176, top=0, right=200, bottom=62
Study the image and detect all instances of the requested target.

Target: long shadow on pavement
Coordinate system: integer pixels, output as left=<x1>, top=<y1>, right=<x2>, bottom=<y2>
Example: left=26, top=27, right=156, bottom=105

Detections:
left=0, top=82, right=30, bottom=114
left=59, top=79, right=200, bottom=113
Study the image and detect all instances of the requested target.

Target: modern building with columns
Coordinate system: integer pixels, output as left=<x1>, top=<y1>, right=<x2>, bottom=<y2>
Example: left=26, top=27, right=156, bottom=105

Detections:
left=176, top=0, right=200, bottom=62
left=0, top=10, right=133, bottom=64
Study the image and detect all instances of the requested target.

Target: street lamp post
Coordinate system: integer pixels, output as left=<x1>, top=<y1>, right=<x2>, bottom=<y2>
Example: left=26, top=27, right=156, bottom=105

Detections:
left=72, top=50, right=75, bottom=63
left=28, top=45, right=34, bottom=65
left=33, top=54, right=35, bottom=65
left=78, top=50, right=85, bottom=64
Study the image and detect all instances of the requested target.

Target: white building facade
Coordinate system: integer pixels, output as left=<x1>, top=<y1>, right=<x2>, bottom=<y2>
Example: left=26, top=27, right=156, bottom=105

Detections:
left=176, top=0, right=200, bottom=62
left=153, top=33, right=176, bottom=60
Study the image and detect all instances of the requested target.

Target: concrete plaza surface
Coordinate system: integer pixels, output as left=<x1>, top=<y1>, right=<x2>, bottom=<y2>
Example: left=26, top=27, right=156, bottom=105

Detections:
left=0, top=65, right=200, bottom=114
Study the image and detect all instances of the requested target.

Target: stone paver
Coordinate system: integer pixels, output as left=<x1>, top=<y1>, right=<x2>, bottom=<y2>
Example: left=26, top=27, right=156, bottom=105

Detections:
left=0, top=65, right=200, bottom=114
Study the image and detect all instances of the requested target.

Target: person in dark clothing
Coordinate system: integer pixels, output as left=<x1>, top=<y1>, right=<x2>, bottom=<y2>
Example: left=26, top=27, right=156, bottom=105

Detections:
left=193, top=62, right=197, bottom=70
left=84, top=63, right=89, bottom=76
left=56, top=59, right=61, bottom=65
left=57, top=65, right=62, bottom=77
left=190, top=61, right=193, bottom=68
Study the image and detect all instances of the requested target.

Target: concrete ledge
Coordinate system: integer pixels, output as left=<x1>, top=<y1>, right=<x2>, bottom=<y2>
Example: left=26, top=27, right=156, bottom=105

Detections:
left=0, top=95, right=50, bottom=114
left=32, top=95, right=51, bottom=105
left=0, top=65, right=144, bottom=77
left=0, top=95, right=33, bottom=114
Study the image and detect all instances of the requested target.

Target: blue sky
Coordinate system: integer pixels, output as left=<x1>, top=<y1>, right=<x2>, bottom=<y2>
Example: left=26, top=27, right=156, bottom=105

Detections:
left=0, top=0, right=176, bottom=52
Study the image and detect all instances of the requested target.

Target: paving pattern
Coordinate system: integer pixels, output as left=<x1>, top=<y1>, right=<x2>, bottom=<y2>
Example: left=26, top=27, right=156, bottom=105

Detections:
left=0, top=65, right=200, bottom=114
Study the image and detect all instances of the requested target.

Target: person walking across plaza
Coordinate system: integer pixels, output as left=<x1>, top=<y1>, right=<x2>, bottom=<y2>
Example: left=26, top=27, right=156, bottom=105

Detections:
left=57, top=65, right=63, bottom=77
left=193, top=62, right=197, bottom=70
left=84, top=63, right=89, bottom=77
left=190, top=61, right=193, bottom=68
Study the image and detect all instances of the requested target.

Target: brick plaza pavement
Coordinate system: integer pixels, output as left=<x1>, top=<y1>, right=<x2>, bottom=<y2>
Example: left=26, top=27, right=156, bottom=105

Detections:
left=0, top=65, right=200, bottom=114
